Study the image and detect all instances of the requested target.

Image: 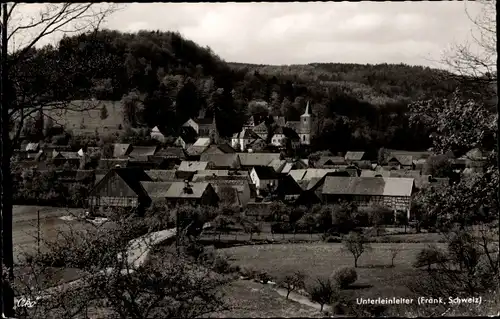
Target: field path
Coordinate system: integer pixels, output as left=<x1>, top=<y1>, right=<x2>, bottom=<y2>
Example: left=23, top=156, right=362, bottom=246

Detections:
left=274, top=287, right=331, bottom=312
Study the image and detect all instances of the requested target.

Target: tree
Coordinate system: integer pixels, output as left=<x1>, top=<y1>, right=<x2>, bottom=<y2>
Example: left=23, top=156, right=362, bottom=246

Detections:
left=278, top=270, right=306, bottom=299
left=240, top=217, right=261, bottom=241
left=100, top=104, right=109, bottom=120
left=395, top=211, right=409, bottom=233
left=413, top=245, right=447, bottom=271
left=367, top=205, right=393, bottom=236
left=332, top=267, right=357, bottom=289
left=389, top=247, right=400, bottom=268
left=307, top=277, right=339, bottom=312
left=423, top=155, right=453, bottom=177
left=342, top=232, right=370, bottom=268
left=1, top=3, right=120, bottom=315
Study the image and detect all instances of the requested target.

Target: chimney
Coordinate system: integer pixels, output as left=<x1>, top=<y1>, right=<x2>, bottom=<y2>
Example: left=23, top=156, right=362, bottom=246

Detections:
left=183, top=179, right=193, bottom=194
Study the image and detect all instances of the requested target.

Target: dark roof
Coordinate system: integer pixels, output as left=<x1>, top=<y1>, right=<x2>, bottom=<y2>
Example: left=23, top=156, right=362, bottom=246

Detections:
left=317, top=156, right=346, bottom=166
left=165, top=181, right=210, bottom=199
left=140, top=181, right=173, bottom=199
left=389, top=170, right=421, bottom=178
left=113, top=143, right=131, bottom=158
left=199, top=153, right=240, bottom=168
left=273, top=116, right=286, bottom=126
left=322, top=176, right=414, bottom=197
left=129, top=146, right=158, bottom=158
left=155, top=147, right=186, bottom=159
left=203, top=143, right=236, bottom=154
left=92, top=167, right=152, bottom=198
left=414, top=175, right=450, bottom=190
left=388, top=155, right=414, bottom=166
left=273, top=126, right=300, bottom=139
left=238, top=153, right=281, bottom=167
left=186, top=145, right=209, bottom=156
left=253, top=166, right=279, bottom=180
left=194, top=117, right=215, bottom=125
left=276, top=174, right=303, bottom=196
left=345, top=151, right=365, bottom=161
left=386, top=149, right=432, bottom=160
left=145, top=170, right=178, bottom=181
left=98, top=159, right=129, bottom=170
left=178, top=126, right=198, bottom=144
left=252, top=121, right=268, bottom=134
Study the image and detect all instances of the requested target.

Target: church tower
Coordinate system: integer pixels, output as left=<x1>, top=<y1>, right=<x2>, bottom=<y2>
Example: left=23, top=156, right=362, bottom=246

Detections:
left=209, top=115, right=219, bottom=144
left=299, top=101, right=312, bottom=145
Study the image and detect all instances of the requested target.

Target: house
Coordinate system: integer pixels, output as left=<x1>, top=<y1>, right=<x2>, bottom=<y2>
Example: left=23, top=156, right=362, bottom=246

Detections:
left=173, top=136, right=187, bottom=149
left=192, top=170, right=250, bottom=182
left=186, top=137, right=212, bottom=158
left=389, top=170, right=421, bottom=178
left=250, top=166, right=280, bottom=195
left=387, top=149, right=432, bottom=160
left=275, top=174, right=303, bottom=204
left=52, top=151, right=80, bottom=167
left=178, top=161, right=213, bottom=172
left=183, top=109, right=218, bottom=138
left=462, top=148, right=488, bottom=169
left=199, top=153, right=241, bottom=169
left=202, top=143, right=236, bottom=155
left=88, top=167, right=153, bottom=212
left=178, top=126, right=198, bottom=145
left=149, top=147, right=186, bottom=169
left=140, top=181, right=173, bottom=204
left=294, top=171, right=351, bottom=207
left=113, top=143, right=132, bottom=158
left=414, top=175, right=450, bottom=191
left=268, top=159, right=287, bottom=174
left=197, top=176, right=252, bottom=207
left=321, top=176, right=415, bottom=219
left=164, top=181, right=219, bottom=207
left=360, top=170, right=390, bottom=178
left=237, top=153, right=281, bottom=169
left=128, top=146, right=158, bottom=160
left=345, top=151, right=367, bottom=162
left=316, top=156, right=347, bottom=168
left=273, top=116, right=286, bottom=127
left=25, top=142, right=40, bottom=152
left=150, top=126, right=166, bottom=143
left=288, top=168, right=338, bottom=183
left=231, top=128, right=262, bottom=151
left=252, top=121, right=269, bottom=140
left=386, top=155, right=415, bottom=170
left=270, top=126, right=300, bottom=148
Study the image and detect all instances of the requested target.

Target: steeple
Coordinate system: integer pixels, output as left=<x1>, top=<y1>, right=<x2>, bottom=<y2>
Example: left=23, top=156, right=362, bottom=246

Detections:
left=303, top=101, right=311, bottom=116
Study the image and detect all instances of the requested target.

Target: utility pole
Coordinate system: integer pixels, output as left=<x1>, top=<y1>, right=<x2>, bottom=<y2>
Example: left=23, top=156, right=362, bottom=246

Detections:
left=0, top=2, right=14, bottom=316
left=0, top=2, right=3, bottom=314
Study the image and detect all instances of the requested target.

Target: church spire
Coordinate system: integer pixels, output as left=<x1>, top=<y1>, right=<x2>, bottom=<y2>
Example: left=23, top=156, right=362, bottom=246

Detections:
left=303, top=101, right=311, bottom=116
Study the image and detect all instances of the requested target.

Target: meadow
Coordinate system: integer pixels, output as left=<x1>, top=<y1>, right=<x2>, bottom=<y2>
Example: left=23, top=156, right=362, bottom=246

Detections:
left=219, top=242, right=446, bottom=301
left=47, top=100, right=124, bottom=136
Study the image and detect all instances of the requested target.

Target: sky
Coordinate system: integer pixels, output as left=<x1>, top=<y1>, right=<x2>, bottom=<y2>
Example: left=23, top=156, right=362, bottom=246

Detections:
left=12, top=2, right=490, bottom=69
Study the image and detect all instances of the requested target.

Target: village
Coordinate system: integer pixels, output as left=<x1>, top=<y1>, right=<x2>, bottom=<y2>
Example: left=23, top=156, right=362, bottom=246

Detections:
left=12, top=101, right=487, bottom=225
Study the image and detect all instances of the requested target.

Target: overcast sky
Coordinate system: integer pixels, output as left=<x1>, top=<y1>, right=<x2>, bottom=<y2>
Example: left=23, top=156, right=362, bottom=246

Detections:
left=16, top=2, right=489, bottom=69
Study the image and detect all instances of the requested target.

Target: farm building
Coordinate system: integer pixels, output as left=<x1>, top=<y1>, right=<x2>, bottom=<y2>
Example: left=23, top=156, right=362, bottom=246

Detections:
left=238, top=153, right=281, bottom=168
left=250, top=166, right=280, bottom=195
left=231, top=128, right=262, bottom=152
left=164, top=181, right=219, bottom=207
left=113, top=143, right=132, bottom=158
left=178, top=161, right=213, bottom=172
left=150, top=126, right=166, bottom=143
left=321, top=176, right=415, bottom=218
left=199, top=153, right=241, bottom=169
left=88, top=167, right=153, bottom=212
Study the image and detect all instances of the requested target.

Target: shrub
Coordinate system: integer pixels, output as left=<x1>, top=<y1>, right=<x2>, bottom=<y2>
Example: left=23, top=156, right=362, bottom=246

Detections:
left=413, top=245, right=447, bottom=271
left=239, top=266, right=259, bottom=280
left=332, top=267, right=357, bottom=289
left=307, top=276, right=339, bottom=312
left=278, top=270, right=306, bottom=299
left=258, top=271, right=271, bottom=284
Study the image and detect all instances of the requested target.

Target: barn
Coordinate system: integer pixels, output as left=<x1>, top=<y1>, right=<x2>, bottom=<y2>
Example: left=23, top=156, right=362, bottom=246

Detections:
left=87, top=167, right=152, bottom=212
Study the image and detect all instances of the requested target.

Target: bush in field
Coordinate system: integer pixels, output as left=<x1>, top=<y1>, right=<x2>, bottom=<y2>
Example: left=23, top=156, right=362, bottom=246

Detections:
left=413, top=245, right=447, bottom=271
left=332, top=267, right=357, bottom=289
left=258, top=271, right=271, bottom=284
left=307, top=276, right=339, bottom=312
left=239, top=266, right=259, bottom=280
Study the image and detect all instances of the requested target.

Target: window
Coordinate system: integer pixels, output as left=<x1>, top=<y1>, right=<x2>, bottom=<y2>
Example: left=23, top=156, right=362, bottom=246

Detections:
left=302, top=135, right=306, bottom=141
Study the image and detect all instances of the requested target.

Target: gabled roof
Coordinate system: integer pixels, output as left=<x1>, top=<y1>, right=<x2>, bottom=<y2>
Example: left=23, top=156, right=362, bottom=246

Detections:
left=302, top=169, right=338, bottom=181
left=155, top=147, right=186, bottom=159
left=289, top=169, right=308, bottom=182
left=317, top=156, right=346, bottom=167
left=464, top=148, right=487, bottom=160
left=178, top=161, right=210, bottom=172
left=129, top=146, right=158, bottom=158
left=203, top=143, right=236, bottom=154
left=91, top=167, right=152, bottom=198
left=238, top=153, right=281, bottom=167
left=98, top=159, right=129, bottom=170
left=192, top=170, right=249, bottom=181
left=386, top=149, right=432, bottom=160
left=414, top=175, right=449, bottom=190
left=389, top=170, right=421, bottom=178
left=232, top=128, right=262, bottom=140
left=200, top=153, right=241, bottom=168
left=281, top=162, right=294, bottom=174
left=285, top=121, right=301, bottom=132
left=186, top=145, right=209, bottom=156
left=59, top=151, right=81, bottom=160
left=26, top=143, right=39, bottom=152
left=360, top=170, right=390, bottom=177
left=252, top=121, right=268, bottom=133
left=387, top=154, right=414, bottom=166
left=140, top=181, right=173, bottom=199
left=145, top=170, right=178, bottom=181
left=193, top=137, right=211, bottom=147
left=272, top=126, right=300, bottom=139
left=345, top=151, right=365, bottom=161
left=165, top=182, right=210, bottom=199
left=253, top=166, right=280, bottom=180
left=268, top=159, right=287, bottom=173
left=322, top=176, right=414, bottom=197
left=273, top=116, right=286, bottom=127
left=113, top=143, right=132, bottom=158
left=276, top=174, right=303, bottom=196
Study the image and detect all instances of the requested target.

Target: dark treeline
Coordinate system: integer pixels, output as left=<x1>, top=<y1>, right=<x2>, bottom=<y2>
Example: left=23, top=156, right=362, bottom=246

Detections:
left=20, top=29, right=463, bottom=154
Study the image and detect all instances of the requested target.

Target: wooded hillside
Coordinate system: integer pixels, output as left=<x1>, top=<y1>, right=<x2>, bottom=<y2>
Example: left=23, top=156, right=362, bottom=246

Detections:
left=19, top=30, right=463, bottom=154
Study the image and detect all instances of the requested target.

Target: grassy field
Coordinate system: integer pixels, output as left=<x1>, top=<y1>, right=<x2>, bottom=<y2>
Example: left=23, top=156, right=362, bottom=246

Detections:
left=204, top=279, right=321, bottom=318
left=48, top=100, right=124, bottom=136
left=13, top=205, right=109, bottom=263
left=219, top=243, right=446, bottom=301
